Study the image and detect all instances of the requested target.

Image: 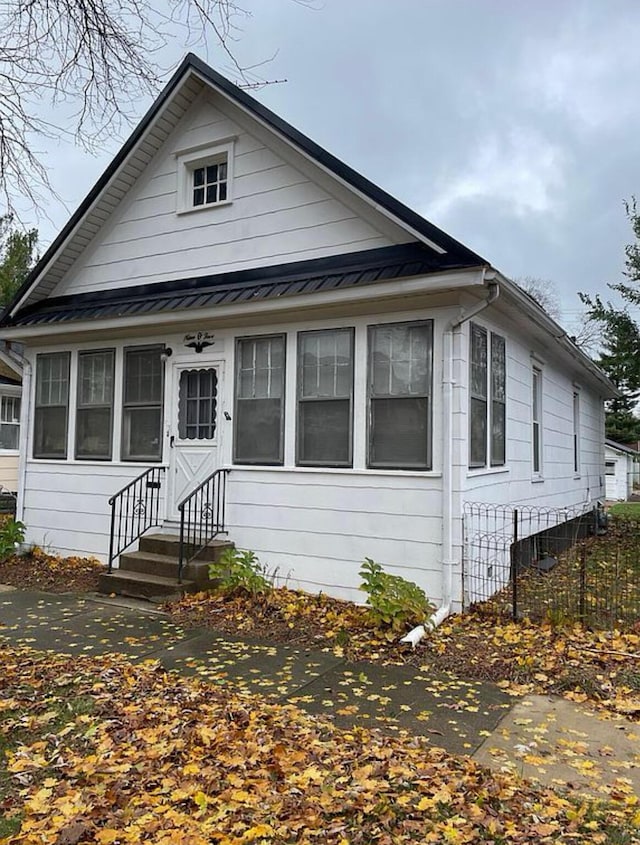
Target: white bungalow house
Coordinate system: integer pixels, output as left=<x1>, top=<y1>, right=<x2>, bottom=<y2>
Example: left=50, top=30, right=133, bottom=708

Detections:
left=0, top=54, right=616, bottom=611
left=605, top=439, right=639, bottom=501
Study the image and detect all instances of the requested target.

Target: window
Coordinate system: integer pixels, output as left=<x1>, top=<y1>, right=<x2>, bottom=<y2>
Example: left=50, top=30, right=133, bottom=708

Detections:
left=368, top=321, right=432, bottom=469
left=297, top=328, right=354, bottom=466
left=192, top=160, right=228, bottom=207
left=122, top=346, right=164, bottom=461
left=76, top=350, right=114, bottom=460
left=234, top=335, right=285, bottom=464
left=532, top=366, right=542, bottom=475
left=469, top=325, right=506, bottom=468
left=34, top=352, right=70, bottom=458
left=0, top=396, right=20, bottom=450
left=605, top=460, right=616, bottom=476
left=469, top=325, right=488, bottom=468
left=176, top=140, right=234, bottom=213
left=573, top=391, right=580, bottom=474
left=490, top=334, right=506, bottom=466
left=178, top=369, right=217, bottom=440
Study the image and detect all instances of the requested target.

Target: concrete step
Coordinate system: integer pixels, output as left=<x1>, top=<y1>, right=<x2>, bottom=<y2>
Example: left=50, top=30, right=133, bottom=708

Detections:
left=139, top=533, right=234, bottom=562
left=119, top=550, right=214, bottom=588
left=98, top=570, right=196, bottom=601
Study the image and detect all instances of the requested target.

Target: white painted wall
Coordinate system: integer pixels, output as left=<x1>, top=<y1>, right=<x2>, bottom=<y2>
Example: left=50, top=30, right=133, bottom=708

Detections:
left=18, top=293, right=607, bottom=607
left=604, top=445, right=634, bottom=501
left=52, top=91, right=410, bottom=298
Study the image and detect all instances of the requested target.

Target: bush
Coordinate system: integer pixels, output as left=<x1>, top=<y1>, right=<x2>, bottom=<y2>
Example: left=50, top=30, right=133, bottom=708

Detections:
left=359, top=558, right=434, bottom=632
left=0, top=519, right=25, bottom=560
left=209, top=548, right=273, bottom=597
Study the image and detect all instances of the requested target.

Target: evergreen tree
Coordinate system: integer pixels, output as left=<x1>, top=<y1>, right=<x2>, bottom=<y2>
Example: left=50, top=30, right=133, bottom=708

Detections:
left=581, top=200, right=640, bottom=443
left=0, top=215, right=39, bottom=309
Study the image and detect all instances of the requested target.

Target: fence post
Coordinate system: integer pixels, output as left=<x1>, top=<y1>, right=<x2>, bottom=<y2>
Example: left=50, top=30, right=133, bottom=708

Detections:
left=511, top=509, right=519, bottom=621
left=579, top=543, right=587, bottom=622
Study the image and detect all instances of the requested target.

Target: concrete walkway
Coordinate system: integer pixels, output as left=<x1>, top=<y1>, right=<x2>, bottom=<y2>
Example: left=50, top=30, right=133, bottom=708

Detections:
left=1, top=587, right=638, bottom=799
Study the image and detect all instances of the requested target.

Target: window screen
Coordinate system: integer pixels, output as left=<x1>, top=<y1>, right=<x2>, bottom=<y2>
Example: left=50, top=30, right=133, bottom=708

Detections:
left=234, top=335, right=285, bottom=464
left=34, top=352, right=70, bottom=458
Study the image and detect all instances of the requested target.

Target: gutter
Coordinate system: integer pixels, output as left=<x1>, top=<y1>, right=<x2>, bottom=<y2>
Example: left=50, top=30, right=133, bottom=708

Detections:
left=401, top=276, right=499, bottom=646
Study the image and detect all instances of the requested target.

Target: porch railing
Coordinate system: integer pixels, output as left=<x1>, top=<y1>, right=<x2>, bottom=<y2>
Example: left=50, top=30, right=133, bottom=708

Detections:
left=108, top=466, right=165, bottom=572
left=178, top=468, right=230, bottom=582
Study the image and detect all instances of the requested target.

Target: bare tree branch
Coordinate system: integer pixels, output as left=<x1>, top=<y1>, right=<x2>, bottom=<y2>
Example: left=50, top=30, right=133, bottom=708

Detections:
left=0, top=0, right=303, bottom=216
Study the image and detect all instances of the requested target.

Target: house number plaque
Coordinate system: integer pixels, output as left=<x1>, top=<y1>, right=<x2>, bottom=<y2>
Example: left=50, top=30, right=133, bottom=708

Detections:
left=184, top=331, right=215, bottom=353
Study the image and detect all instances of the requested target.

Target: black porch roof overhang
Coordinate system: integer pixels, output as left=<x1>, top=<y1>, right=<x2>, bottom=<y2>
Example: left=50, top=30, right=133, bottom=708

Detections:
left=4, top=244, right=482, bottom=329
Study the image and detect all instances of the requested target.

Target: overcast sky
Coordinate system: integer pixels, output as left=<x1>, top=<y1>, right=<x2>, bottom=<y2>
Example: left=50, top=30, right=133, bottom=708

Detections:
left=18, top=0, right=640, bottom=331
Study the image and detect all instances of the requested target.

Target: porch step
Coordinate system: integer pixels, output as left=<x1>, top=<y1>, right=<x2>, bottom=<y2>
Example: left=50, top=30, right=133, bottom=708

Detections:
left=98, top=570, right=196, bottom=601
left=139, top=533, right=234, bottom=563
left=119, top=550, right=214, bottom=589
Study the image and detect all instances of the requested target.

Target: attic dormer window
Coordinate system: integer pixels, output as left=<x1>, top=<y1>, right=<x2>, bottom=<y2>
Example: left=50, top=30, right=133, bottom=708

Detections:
left=175, top=138, right=235, bottom=214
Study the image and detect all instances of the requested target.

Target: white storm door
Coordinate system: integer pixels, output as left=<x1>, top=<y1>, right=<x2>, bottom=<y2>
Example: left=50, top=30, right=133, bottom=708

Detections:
left=169, top=364, right=221, bottom=518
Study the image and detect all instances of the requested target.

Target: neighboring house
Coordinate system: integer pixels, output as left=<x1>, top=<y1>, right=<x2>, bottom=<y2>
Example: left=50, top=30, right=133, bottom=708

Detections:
left=0, top=342, right=22, bottom=493
left=0, top=54, right=617, bottom=610
left=605, top=439, right=639, bottom=501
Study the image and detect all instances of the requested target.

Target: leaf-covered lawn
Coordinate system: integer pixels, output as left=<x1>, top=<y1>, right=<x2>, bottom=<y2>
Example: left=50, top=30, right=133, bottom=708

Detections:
left=0, top=549, right=102, bottom=593
left=1, top=646, right=639, bottom=844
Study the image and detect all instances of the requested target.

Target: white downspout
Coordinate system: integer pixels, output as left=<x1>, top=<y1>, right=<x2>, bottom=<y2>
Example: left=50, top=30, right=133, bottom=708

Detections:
left=16, top=356, right=32, bottom=527
left=401, top=275, right=500, bottom=646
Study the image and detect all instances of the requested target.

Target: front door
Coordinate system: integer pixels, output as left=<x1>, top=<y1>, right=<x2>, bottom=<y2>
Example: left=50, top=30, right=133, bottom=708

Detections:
left=169, top=363, right=222, bottom=519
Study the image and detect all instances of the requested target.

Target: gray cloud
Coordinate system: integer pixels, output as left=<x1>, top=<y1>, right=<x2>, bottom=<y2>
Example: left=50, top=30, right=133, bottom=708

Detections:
left=16, top=0, right=640, bottom=327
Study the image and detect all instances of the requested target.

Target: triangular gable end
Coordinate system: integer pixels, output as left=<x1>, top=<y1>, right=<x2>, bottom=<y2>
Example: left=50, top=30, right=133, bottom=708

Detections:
left=4, top=54, right=487, bottom=321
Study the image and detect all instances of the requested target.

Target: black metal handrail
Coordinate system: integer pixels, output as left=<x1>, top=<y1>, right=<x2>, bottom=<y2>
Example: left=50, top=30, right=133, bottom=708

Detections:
left=178, top=468, right=230, bottom=582
left=108, top=466, right=165, bottom=571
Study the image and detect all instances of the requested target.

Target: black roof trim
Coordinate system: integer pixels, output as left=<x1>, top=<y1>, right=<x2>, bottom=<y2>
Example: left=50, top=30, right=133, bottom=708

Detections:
left=8, top=244, right=481, bottom=328
left=2, top=53, right=487, bottom=326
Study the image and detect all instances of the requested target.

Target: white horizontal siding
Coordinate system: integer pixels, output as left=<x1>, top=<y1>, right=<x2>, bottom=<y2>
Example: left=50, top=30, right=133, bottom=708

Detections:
left=21, top=462, right=166, bottom=561
left=462, top=311, right=606, bottom=514
left=53, top=94, right=407, bottom=297
left=226, top=469, right=443, bottom=603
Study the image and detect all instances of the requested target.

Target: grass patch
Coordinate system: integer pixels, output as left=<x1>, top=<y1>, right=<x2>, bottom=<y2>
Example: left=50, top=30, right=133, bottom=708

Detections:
left=607, top=502, right=640, bottom=518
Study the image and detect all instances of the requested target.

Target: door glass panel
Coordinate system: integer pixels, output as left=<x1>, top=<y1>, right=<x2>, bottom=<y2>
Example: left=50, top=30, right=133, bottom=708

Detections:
left=178, top=369, right=217, bottom=440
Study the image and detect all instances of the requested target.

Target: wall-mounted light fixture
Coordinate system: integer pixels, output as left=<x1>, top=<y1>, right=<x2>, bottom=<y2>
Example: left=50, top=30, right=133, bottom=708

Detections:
left=160, top=347, right=173, bottom=360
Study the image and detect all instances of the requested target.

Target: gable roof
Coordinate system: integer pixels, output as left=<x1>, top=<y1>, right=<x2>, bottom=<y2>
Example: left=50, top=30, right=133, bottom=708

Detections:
left=2, top=53, right=487, bottom=324
left=605, top=439, right=640, bottom=456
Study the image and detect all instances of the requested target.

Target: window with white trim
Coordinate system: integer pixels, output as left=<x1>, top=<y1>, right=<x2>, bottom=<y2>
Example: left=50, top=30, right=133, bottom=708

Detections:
left=176, top=140, right=234, bottom=213
left=0, top=396, right=20, bottom=450
left=122, top=346, right=164, bottom=462
left=297, top=328, right=354, bottom=467
left=532, top=366, right=543, bottom=475
left=34, top=352, right=70, bottom=459
left=234, top=335, right=285, bottom=465
left=469, top=324, right=506, bottom=468
left=605, top=460, right=616, bottom=476
left=368, top=320, right=433, bottom=469
left=76, top=349, right=114, bottom=460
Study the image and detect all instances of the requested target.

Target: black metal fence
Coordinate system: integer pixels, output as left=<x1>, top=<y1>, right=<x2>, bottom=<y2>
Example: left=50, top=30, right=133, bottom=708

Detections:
left=463, top=502, right=640, bottom=629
